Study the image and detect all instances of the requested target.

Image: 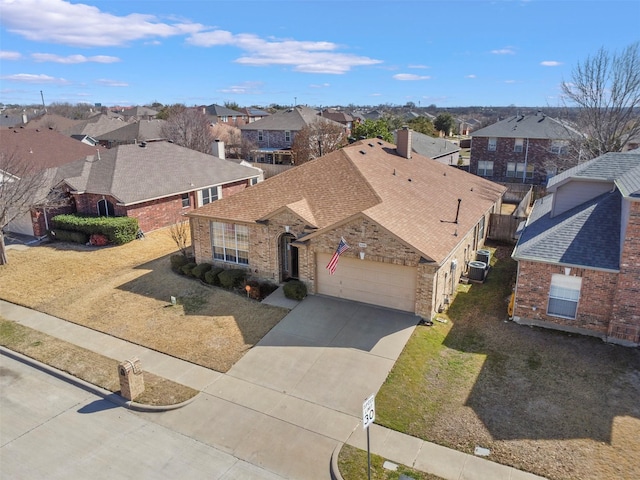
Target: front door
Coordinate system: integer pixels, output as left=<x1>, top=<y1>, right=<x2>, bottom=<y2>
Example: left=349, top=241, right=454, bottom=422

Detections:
left=280, top=233, right=299, bottom=281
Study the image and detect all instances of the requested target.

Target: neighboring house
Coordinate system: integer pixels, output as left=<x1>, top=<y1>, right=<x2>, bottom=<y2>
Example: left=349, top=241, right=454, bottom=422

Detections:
left=511, top=151, right=640, bottom=347
left=187, top=128, right=506, bottom=319
left=24, top=113, right=84, bottom=133
left=64, top=114, right=131, bottom=139
left=320, top=108, right=353, bottom=132
left=96, top=119, right=167, bottom=148
left=46, top=141, right=264, bottom=234
left=242, top=107, right=271, bottom=124
left=470, top=111, right=583, bottom=185
left=121, top=106, right=158, bottom=121
left=0, top=109, right=44, bottom=128
left=240, top=106, right=346, bottom=165
left=0, top=128, right=106, bottom=237
left=395, top=130, right=460, bottom=165
left=203, top=104, right=245, bottom=126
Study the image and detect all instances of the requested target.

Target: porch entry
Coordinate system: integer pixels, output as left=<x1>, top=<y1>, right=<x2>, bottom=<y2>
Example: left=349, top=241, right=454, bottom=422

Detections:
left=279, top=233, right=299, bottom=281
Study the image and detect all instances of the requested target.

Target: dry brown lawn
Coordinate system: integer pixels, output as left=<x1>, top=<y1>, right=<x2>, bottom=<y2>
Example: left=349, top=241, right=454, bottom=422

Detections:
left=1, top=229, right=289, bottom=372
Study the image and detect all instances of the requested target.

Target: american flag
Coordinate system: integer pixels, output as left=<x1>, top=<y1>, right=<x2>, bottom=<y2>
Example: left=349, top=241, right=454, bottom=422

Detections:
left=326, top=237, right=350, bottom=275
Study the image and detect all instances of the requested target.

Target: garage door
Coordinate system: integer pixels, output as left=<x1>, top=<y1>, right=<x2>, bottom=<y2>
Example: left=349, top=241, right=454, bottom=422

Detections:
left=317, top=253, right=417, bottom=312
left=6, top=212, right=34, bottom=236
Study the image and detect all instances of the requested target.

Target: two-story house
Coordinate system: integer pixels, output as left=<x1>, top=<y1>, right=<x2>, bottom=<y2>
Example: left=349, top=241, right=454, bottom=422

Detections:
left=470, top=111, right=583, bottom=185
left=240, top=106, right=345, bottom=165
left=203, top=104, right=245, bottom=126
left=511, top=151, right=640, bottom=347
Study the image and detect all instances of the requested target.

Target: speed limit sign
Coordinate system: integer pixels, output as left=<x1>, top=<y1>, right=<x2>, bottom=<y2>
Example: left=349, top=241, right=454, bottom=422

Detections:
left=362, top=394, right=375, bottom=430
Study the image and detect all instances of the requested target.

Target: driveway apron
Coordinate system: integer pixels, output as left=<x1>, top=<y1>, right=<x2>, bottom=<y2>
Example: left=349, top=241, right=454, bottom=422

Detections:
left=139, top=295, right=419, bottom=479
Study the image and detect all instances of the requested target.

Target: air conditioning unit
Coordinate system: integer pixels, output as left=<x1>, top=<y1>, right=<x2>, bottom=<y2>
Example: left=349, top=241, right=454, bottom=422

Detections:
left=468, top=261, right=487, bottom=281
left=476, top=249, right=491, bottom=265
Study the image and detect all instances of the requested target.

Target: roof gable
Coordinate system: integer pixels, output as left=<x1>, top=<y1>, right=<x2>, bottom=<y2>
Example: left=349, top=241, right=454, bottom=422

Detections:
left=472, top=113, right=582, bottom=140
left=240, top=106, right=342, bottom=131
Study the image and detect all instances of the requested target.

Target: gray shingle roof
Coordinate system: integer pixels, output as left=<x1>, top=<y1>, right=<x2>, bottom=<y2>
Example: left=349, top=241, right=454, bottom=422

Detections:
left=512, top=190, right=621, bottom=271
left=240, top=106, right=342, bottom=131
left=548, top=151, right=640, bottom=198
left=96, top=119, right=166, bottom=143
left=205, top=104, right=244, bottom=117
left=54, top=141, right=261, bottom=205
left=394, top=130, right=460, bottom=160
left=471, top=113, right=582, bottom=140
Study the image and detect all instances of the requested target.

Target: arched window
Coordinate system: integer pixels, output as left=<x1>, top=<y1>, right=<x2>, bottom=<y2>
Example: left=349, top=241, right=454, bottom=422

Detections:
left=97, top=198, right=114, bottom=217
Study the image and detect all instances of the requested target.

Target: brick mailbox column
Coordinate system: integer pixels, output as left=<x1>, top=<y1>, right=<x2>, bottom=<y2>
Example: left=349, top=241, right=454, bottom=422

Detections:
left=118, top=357, right=145, bottom=401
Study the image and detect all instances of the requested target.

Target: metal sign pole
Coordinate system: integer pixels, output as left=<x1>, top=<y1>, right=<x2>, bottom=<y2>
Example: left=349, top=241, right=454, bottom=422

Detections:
left=362, top=394, right=375, bottom=480
left=367, top=425, right=371, bottom=480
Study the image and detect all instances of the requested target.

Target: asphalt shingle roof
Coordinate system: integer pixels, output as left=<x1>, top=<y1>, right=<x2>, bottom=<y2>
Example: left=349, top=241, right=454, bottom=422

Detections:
left=96, top=119, right=166, bottom=143
left=54, top=141, right=261, bottom=205
left=240, top=106, right=342, bottom=131
left=471, top=113, right=582, bottom=140
left=512, top=190, right=621, bottom=271
left=395, top=130, right=460, bottom=160
left=189, top=138, right=506, bottom=264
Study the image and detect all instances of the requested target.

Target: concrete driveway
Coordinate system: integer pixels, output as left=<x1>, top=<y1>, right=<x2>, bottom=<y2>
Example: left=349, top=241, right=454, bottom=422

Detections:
left=138, top=295, right=419, bottom=479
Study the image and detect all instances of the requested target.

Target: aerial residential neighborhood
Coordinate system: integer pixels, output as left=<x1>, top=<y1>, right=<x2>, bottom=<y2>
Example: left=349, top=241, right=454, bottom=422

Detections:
left=1, top=1, right=639, bottom=480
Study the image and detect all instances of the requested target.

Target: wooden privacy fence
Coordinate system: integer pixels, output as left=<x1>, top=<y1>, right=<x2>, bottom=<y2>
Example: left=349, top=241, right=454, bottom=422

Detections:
left=488, top=213, right=525, bottom=243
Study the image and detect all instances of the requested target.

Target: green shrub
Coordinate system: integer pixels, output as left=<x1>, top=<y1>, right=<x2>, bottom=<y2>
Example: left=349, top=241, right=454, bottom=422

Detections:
left=191, top=263, right=212, bottom=281
left=218, top=269, right=247, bottom=289
left=204, top=267, right=224, bottom=286
left=283, top=280, right=307, bottom=300
left=51, top=214, right=139, bottom=245
left=180, top=262, right=197, bottom=276
left=49, top=229, right=89, bottom=244
left=170, top=254, right=190, bottom=273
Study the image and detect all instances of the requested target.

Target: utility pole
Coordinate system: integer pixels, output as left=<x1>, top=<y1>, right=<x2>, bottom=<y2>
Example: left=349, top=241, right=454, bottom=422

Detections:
left=40, top=90, right=47, bottom=113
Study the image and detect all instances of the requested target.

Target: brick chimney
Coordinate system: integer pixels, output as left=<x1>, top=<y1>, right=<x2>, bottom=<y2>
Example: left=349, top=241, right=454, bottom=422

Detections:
left=211, top=139, right=225, bottom=160
left=396, top=126, right=412, bottom=159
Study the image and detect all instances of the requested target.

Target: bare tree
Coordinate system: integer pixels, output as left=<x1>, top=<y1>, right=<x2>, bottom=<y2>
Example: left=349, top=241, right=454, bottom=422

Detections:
left=0, top=149, right=49, bottom=264
left=561, top=42, right=640, bottom=160
left=169, top=218, right=191, bottom=257
left=161, top=105, right=213, bottom=154
left=210, top=123, right=243, bottom=158
left=291, top=120, right=347, bottom=165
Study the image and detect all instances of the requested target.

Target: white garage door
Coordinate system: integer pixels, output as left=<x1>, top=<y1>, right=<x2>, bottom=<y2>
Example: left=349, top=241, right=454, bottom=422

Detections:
left=5, top=211, right=34, bottom=236
left=317, top=253, right=417, bottom=312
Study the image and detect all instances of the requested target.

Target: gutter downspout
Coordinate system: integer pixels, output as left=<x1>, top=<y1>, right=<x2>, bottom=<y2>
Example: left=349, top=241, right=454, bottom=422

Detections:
left=523, top=138, right=530, bottom=183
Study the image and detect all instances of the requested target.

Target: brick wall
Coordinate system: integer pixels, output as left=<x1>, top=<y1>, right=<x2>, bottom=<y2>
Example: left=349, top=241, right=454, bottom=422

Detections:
left=191, top=209, right=493, bottom=319
left=610, top=201, right=640, bottom=345
left=514, top=261, right=618, bottom=337
left=470, top=136, right=562, bottom=185
left=242, top=129, right=295, bottom=150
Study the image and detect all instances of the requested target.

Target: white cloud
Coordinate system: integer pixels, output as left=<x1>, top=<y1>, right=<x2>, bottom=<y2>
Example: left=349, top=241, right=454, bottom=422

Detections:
left=504, top=80, right=517, bottom=84
left=491, top=48, right=516, bottom=55
left=540, top=60, right=562, bottom=67
left=466, top=74, right=477, bottom=79
left=219, top=81, right=264, bottom=95
left=393, top=73, right=431, bottom=81
left=1, top=73, right=70, bottom=84
left=0, top=50, right=22, bottom=60
left=96, top=79, right=128, bottom=87
left=32, top=53, right=120, bottom=64
left=188, top=30, right=382, bottom=74
left=408, top=64, right=429, bottom=69
left=0, top=0, right=204, bottom=47
left=310, top=83, right=331, bottom=89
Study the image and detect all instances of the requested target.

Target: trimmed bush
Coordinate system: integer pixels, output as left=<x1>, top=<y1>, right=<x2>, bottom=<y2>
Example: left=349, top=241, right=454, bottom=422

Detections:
left=170, top=254, right=190, bottom=273
left=283, top=280, right=307, bottom=300
left=180, top=262, right=197, bottom=276
left=204, top=267, right=224, bottom=286
left=218, top=269, right=247, bottom=289
left=49, top=229, right=89, bottom=244
left=51, top=214, right=139, bottom=245
left=191, top=263, right=212, bottom=281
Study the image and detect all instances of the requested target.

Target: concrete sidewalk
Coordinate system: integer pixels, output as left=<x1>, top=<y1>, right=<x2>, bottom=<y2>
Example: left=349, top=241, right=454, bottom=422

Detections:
left=0, top=299, right=546, bottom=480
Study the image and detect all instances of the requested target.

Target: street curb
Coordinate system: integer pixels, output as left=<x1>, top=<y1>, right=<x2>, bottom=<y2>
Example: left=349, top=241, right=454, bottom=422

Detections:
left=330, top=442, right=345, bottom=480
left=0, top=347, right=198, bottom=412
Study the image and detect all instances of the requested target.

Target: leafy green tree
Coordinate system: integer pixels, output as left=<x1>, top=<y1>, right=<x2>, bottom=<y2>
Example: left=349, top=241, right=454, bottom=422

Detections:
left=408, top=117, right=436, bottom=136
left=224, top=101, right=241, bottom=111
left=351, top=119, right=393, bottom=142
left=434, top=113, right=456, bottom=136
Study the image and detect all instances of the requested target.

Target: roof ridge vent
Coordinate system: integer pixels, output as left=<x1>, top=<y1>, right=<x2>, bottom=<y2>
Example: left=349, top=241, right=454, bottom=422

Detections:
left=359, top=150, right=366, bottom=155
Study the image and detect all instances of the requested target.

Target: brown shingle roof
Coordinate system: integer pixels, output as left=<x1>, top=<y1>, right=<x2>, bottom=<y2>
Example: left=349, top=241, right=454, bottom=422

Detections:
left=189, top=139, right=506, bottom=263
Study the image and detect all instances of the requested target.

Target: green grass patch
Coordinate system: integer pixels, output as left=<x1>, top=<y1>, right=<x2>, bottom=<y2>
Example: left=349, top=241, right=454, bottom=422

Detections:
left=337, top=444, right=444, bottom=480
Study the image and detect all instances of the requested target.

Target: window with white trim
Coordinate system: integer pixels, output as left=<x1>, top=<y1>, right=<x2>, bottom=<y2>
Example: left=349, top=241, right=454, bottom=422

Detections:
left=285, top=130, right=291, bottom=143
left=487, top=137, right=497, bottom=151
left=181, top=193, right=190, bottom=208
left=477, top=215, right=485, bottom=241
left=506, top=162, right=534, bottom=178
left=477, top=160, right=494, bottom=176
left=514, top=138, right=524, bottom=152
left=200, top=186, right=220, bottom=206
left=258, top=130, right=264, bottom=141
left=550, top=140, right=569, bottom=155
left=220, top=115, right=228, bottom=123
left=211, top=222, right=249, bottom=265
left=548, top=274, right=582, bottom=319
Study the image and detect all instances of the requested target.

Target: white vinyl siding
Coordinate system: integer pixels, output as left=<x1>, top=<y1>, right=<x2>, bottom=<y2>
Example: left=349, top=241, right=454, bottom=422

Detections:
left=548, top=274, right=582, bottom=319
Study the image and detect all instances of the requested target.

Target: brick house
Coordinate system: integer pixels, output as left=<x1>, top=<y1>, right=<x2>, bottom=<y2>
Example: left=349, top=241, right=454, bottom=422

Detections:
left=1, top=128, right=107, bottom=237
left=202, top=104, right=245, bottom=126
left=187, top=128, right=506, bottom=319
left=470, top=111, right=583, bottom=185
left=511, top=151, right=640, bottom=346
left=240, top=106, right=346, bottom=165
left=47, top=141, right=263, bottom=234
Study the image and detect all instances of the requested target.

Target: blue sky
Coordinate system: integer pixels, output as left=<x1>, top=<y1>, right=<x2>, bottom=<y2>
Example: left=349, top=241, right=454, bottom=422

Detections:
left=1, top=0, right=638, bottom=108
